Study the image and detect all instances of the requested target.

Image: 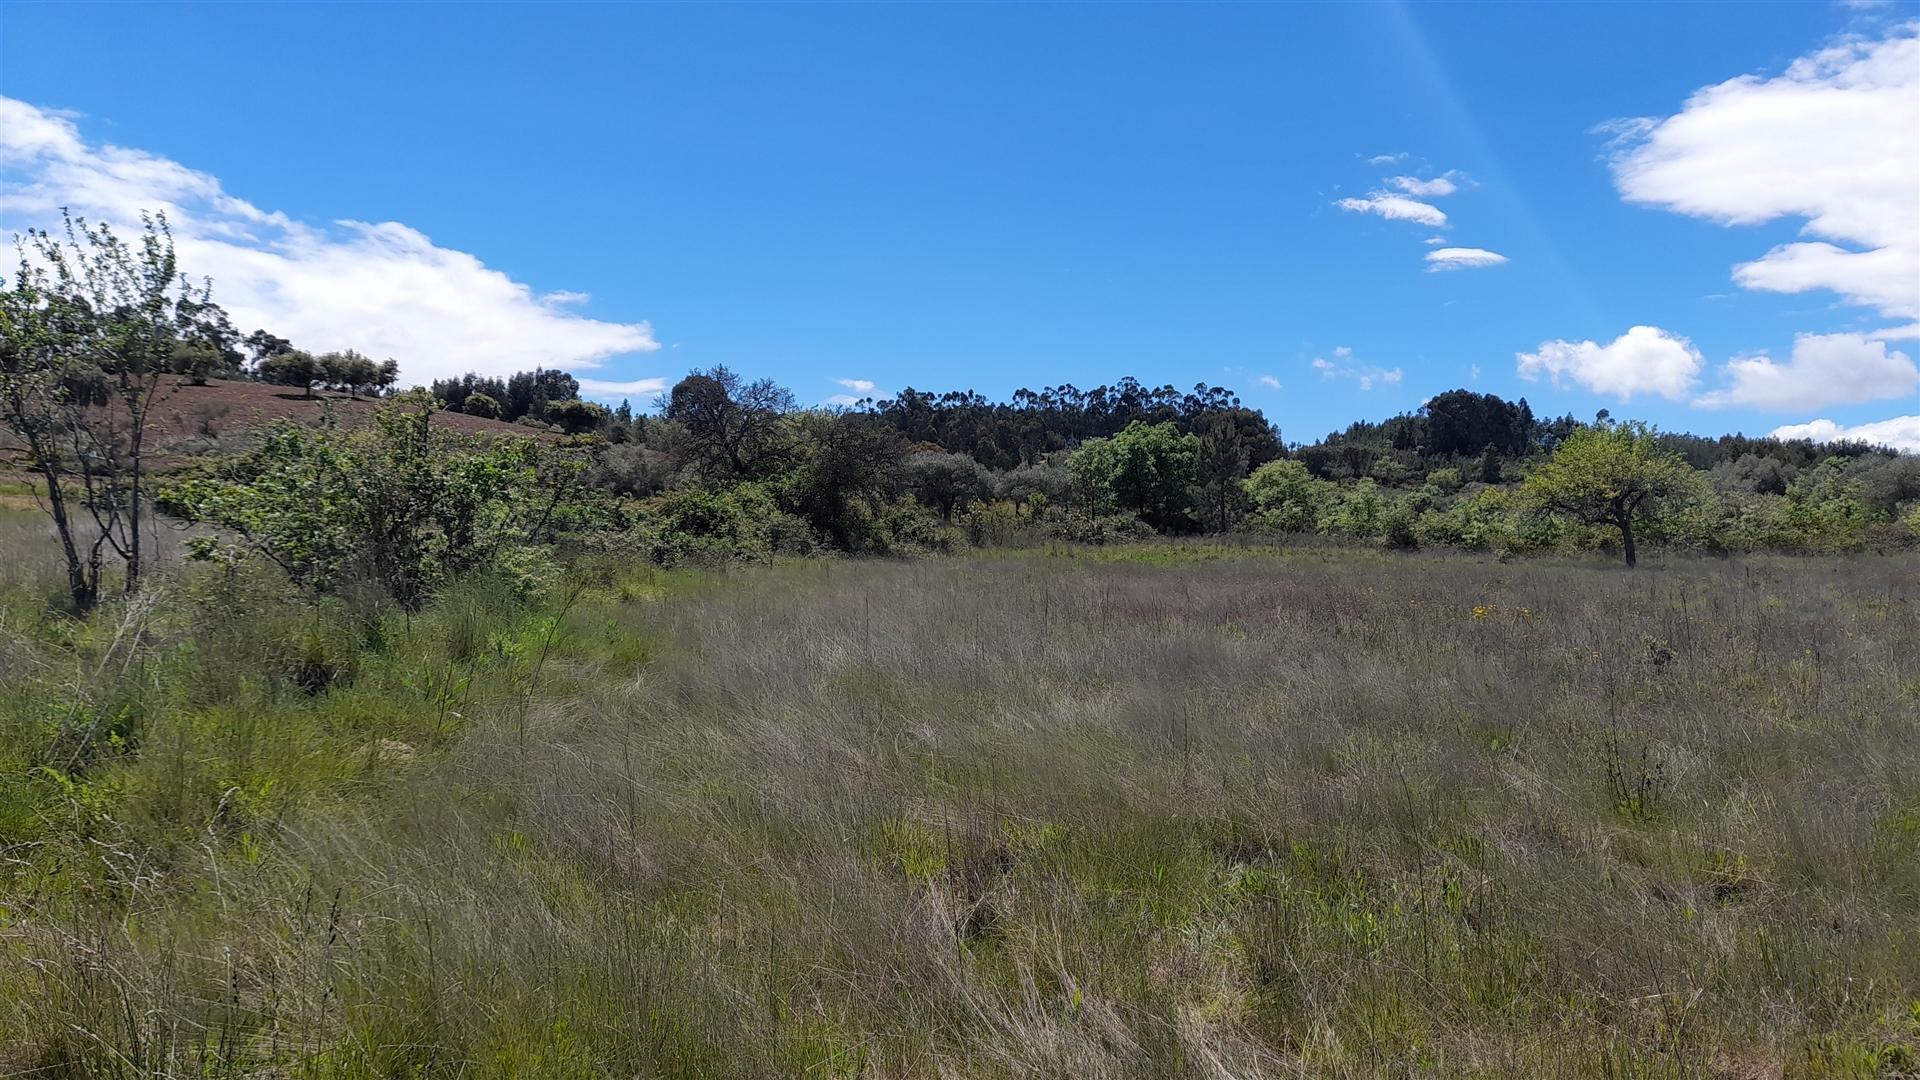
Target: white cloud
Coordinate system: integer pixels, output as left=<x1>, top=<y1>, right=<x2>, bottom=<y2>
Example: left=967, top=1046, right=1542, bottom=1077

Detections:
left=1389, top=174, right=1458, bottom=197
left=1313, top=347, right=1402, bottom=391
left=0, top=96, right=659, bottom=386
left=1770, top=415, right=1920, bottom=452
left=1516, top=325, right=1703, bottom=400
left=1335, top=193, right=1448, bottom=228
left=1257, top=374, right=1282, bottom=390
left=1425, top=247, right=1509, bottom=272
left=576, top=377, right=668, bottom=402
left=1869, top=323, right=1920, bottom=341
left=836, top=378, right=877, bottom=393
left=1696, top=331, right=1918, bottom=409
left=1602, top=26, right=1920, bottom=322
left=1367, top=153, right=1408, bottom=166
left=1423, top=236, right=1447, bottom=246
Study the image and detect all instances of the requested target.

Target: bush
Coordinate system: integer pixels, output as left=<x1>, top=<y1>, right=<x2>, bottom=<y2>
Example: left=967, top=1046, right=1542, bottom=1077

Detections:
left=1043, top=509, right=1155, bottom=545
left=1242, top=460, right=1327, bottom=529
left=163, top=391, right=601, bottom=606
left=588, top=442, right=671, bottom=497
left=1381, top=501, right=1419, bottom=550
left=461, top=392, right=502, bottom=419
left=955, top=499, right=1043, bottom=548
left=636, top=483, right=814, bottom=566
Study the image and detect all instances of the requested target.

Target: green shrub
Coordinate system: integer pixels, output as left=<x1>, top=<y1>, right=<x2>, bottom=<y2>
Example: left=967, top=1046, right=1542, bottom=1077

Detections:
left=636, top=483, right=814, bottom=566
left=1043, top=508, right=1155, bottom=545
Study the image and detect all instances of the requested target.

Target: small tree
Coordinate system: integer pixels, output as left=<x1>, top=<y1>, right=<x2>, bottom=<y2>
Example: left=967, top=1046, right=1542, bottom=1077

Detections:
left=1524, top=421, right=1691, bottom=567
left=1242, top=459, right=1326, bottom=532
left=164, top=391, right=601, bottom=607
left=1066, top=420, right=1197, bottom=531
left=259, top=349, right=324, bottom=397
left=546, top=397, right=610, bottom=435
left=905, top=450, right=992, bottom=520
left=662, top=365, right=796, bottom=478
left=461, top=392, right=502, bottom=419
left=1190, top=416, right=1251, bottom=534
left=0, top=211, right=205, bottom=611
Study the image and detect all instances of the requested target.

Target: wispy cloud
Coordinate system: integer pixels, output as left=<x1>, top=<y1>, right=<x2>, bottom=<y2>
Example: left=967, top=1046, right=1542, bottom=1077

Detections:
left=576, top=377, right=668, bottom=402
left=1389, top=174, right=1459, bottom=197
left=1312, top=346, right=1402, bottom=391
left=1366, top=152, right=1409, bottom=166
left=1334, top=193, right=1448, bottom=228
left=836, top=378, right=877, bottom=393
left=1425, top=247, right=1508, bottom=272
left=0, top=96, right=660, bottom=387
left=1257, top=374, right=1283, bottom=390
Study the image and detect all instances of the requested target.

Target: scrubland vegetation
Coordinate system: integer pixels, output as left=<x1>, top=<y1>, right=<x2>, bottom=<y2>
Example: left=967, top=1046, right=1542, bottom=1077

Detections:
left=2, top=530, right=1917, bottom=1077
left=4, top=212, right=1919, bottom=1077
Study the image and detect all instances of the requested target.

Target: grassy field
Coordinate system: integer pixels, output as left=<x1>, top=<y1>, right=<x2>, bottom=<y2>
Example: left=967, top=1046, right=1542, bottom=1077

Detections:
left=2, top=522, right=1917, bottom=1077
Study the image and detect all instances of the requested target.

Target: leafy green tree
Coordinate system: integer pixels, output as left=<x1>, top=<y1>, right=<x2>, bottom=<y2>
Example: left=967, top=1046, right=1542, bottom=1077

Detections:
left=164, top=391, right=600, bottom=606
left=462, top=392, right=503, bottom=419
left=995, top=461, right=1069, bottom=515
left=1241, top=459, right=1325, bottom=532
left=1524, top=421, right=1691, bottom=567
left=169, top=340, right=226, bottom=386
left=1778, top=459, right=1875, bottom=552
left=0, top=211, right=204, bottom=611
left=243, top=329, right=293, bottom=369
left=1066, top=420, right=1198, bottom=531
left=545, top=397, right=610, bottom=435
left=506, top=367, right=581, bottom=423
left=1190, top=416, right=1251, bottom=533
left=316, top=350, right=377, bottom=398
left=1321, top=478, right=1387, bottom=539
left=782, top=411, right=905, bottom=548
left=905, top=450, right=993, bottom=520
left=258, top=349, right=325, bottom=397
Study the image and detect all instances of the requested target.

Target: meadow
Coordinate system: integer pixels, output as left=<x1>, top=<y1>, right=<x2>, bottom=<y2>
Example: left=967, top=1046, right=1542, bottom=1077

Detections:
left=1, top=518, right=1916, bottom=1077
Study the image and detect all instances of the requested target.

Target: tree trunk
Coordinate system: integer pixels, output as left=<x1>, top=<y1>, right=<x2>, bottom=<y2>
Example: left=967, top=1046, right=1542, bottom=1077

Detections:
left=1619, top=513, right=1637, bottom=568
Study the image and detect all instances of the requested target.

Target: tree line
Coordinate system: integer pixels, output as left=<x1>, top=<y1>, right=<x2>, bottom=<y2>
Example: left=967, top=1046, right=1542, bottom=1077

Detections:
left=5, top=211, right=1915, bottom=616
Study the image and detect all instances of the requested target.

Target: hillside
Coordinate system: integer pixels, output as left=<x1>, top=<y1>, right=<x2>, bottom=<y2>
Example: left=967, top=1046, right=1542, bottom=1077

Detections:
left=141, top=377, right=534, bottom=444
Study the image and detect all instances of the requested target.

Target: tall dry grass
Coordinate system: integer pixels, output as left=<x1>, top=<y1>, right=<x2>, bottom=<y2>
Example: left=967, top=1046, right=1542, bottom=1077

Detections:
left=2, top=536, right=1916, bottom=1076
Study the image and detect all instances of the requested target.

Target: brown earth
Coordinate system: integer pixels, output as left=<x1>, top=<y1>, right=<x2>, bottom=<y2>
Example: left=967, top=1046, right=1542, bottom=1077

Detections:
left=138, top=378, right=536, bottom=443
left=0, top=378, right=546, bottom=489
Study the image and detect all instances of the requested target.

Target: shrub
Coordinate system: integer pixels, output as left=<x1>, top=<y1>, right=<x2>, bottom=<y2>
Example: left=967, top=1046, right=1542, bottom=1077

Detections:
left=955, top=499, right=1042, bottom=548
left=1043, top=508, right=1155, bottom=545
left=163, top=391, right=601, bottom=606
left=636, top=483, right=813, bottom=566
left=462, top=392, right=502, bottom=419
left=1241, top=460, right=1327, bottom=531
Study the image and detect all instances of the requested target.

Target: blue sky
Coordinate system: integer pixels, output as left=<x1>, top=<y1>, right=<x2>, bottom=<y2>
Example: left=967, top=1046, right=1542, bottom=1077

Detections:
left=2, top=2, right=1916, bottom=447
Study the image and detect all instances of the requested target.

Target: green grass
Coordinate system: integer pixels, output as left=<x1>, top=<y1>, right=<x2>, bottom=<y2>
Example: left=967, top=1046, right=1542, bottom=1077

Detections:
left=2, top=543, right=1917, bottom=1077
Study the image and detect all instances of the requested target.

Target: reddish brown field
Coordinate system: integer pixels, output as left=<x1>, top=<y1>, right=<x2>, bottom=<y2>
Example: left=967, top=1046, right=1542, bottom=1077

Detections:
left=0, top=378, right=540, bottom=488
left=140, top=377, right=531, bottom=441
